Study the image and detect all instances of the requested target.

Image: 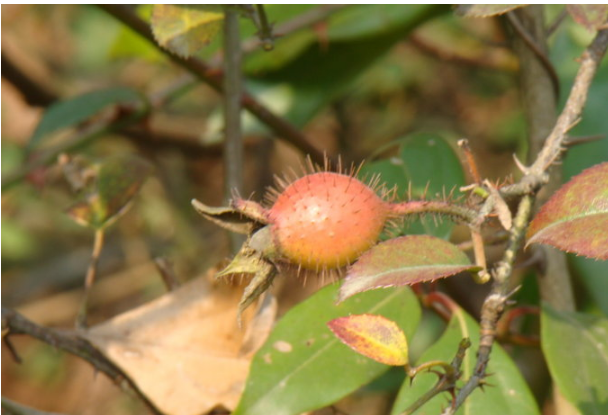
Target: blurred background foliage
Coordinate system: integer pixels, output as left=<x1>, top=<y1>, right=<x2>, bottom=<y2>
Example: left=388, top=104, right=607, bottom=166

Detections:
left=2, top=4, right=607, bottom=415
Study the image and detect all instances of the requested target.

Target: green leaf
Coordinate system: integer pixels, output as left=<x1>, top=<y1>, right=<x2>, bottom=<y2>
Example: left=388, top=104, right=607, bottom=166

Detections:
left=204, top=6, right=446, bottom=142
left=150, top=5, right=225, bottom=58
left=454, top=5, right=526, bottom=18
left=567, top=5, right=608, bottom=32
left=234, top=283, right=421, bottom=415
left=243, top=5, right=445, bottom=129
left=328, top=314, right=409, bottom=366
left=361, top=133, right=466, bottom=239
left=66, top=154, right=152, bottom=229
left=28, top=87, right=143, bottom=149
left=110, top=5, right=163, bottom=61
left=326, top=5, right=439, bottom=41
left=340, top=235, right=477, bottom=301
left=398, top=134, right=466, bottom=200
left=392, top=307, right=540, bottom=415
left=542, top=304, right=608, bottom=415
left=245, top=30, right=316, bottom=74
left=526, top=162, right=608, bottom=260
left=570, top=255, right=608, bottom=316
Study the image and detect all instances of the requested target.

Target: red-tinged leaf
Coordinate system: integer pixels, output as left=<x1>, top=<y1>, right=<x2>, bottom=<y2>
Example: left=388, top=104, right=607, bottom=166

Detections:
left=454, top=5, right=526, bottom=18
left=527, top=162, right=608, bottom=260
left=328, top=314, right=408, bottom=366
left=567, top=5, right=608, bottom=32
left=340, top=235, right=478, bottom=301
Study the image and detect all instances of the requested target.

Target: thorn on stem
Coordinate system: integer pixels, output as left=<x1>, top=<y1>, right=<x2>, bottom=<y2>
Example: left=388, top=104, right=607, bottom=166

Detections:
left=512, top=154, right=529, bottom=174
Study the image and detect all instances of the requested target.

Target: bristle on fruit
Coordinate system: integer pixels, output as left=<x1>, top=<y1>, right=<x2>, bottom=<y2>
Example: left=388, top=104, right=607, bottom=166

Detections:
left=268, top=171, right=389, bottom=270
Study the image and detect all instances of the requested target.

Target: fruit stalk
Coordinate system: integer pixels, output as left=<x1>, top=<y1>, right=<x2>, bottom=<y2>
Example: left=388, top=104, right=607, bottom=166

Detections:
left=389, top=200, right=477, bottom=225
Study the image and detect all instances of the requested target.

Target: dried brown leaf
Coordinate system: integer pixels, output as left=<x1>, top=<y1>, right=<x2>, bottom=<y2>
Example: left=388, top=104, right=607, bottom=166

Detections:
left=85, top=275, right=276, bottom=415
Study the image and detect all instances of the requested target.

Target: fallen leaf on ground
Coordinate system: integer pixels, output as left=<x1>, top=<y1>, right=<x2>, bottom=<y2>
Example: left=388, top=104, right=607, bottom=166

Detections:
left=85, top=274, right=277, bottom=415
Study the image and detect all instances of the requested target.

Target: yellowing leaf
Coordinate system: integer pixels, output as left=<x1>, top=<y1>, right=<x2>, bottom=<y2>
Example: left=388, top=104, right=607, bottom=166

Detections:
left=151, top=5, right=224, bottom=58
left=328, top=314, right=408, bottom=366
left=527, top=162, right=608, bottom=260
left=233, top=283, right=421, bottom=415
left=85, top=275, right=277, bottom=415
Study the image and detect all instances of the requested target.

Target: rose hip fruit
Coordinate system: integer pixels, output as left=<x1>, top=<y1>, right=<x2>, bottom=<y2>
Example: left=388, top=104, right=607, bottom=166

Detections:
left=268, top=172, right=388, bottom=270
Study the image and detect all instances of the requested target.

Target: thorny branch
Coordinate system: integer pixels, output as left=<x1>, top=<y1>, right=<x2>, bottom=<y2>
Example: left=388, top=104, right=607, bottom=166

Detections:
left=3, top=7, right=607, bottom=415
left=442, top=26, right=608, bottom=415
left=500, top=27, right=608, bottom=198
left=1, top=307, right=163, bottom=415
left=399, top=339, right=471, bottom=415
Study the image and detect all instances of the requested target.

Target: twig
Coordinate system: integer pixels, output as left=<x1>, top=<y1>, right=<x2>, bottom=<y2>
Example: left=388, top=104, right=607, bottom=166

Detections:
left=223, top=8, right=247, bottom=254
left=1, top=307, right=162, bottom=415
left=470, top=230, right=489, bottom=283
left=410, top=34, right=516, bottom=72
left=496, top=306, right=540, bottom=346
left=546, top=8, right=568, bottom=37
left=400, top=339, right=471, bottom=415
left=1, top=52, right=57, bottom=106
left=423, top=291, right=460, bottom=323
left=500, top=27, right=608, bottom=197
left=228, top=5, right=275, bottom=51
left=506, top=10, right=561, bottom=98
left=457, top=231, right=509, bottom=251
left=76, top=229, right=105, bottom=329
left=211, top=5, right=348, bottom=67
left=222, top=13, right=244, bottom=188
left=443, top=195, right=533, bottom=415
left=444, top=25, right=608, bottom=415
left=98, top=4, right=325, bottom=165
left=123, top=126, right=249, bottom=158
left=253, top=5, right=274, bottom=50
left=2, top=335, right=22, bottom=363
left=247, top=4, right=346, bottom=55
left=153, top=257, right=181, bottom=291
left=529, top=28, right=608, bottom=174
